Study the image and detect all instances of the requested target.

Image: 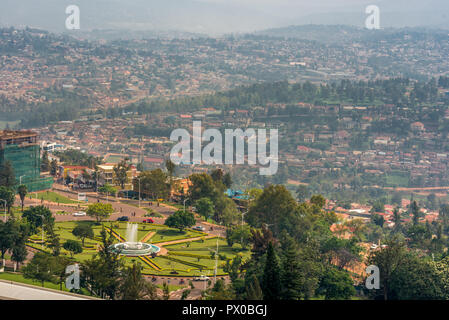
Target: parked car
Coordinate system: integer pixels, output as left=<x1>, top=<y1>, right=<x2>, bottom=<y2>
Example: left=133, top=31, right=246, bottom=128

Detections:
left=73, top=211, right=86, bottom=216
left=117, top=216, right=129, bottom=221
left=143, top=218, right=154, bottom=223
left=192, top=225, right=205, bottom=231
left=193, top=275, right=209, bottom=281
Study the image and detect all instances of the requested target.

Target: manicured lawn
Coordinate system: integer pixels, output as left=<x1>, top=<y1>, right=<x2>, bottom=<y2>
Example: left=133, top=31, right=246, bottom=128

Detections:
left=0, top=272, right=65, bottom=290
left=0, top=272, right=92, bottom=295
left=150, top=228, right=204, bottom=243
left=28, top=221, right=105, bottom=262
left=25, top=221, right=247, bottom=277
left=33, top=191, right=81, bottom=204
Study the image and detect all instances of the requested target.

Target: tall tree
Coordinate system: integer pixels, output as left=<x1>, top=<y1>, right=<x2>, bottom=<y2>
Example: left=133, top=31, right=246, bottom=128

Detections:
left=280, top=236, right=303, bottom=300
left=22, top=205, right=53, bottom=234
left=86, top=203, right=114, bottom=224
left=246, top=185, right=297, bottom=237
left=81, top=228, right=122, bottom=299
left=119, top=262, right=157, bottom=300
left=50, top=159, right=58, bottom=176
left=317, top=267, right=355, bottom=300
left=164, top=210, right=196, bottom=232
left=410, top=200, right=421, bottom=225
left=261, top=242, right=281, bottom=300
left=392, top=208, right=401, bottom=233
left=135, top=169, right=170, bottom=200
left=22, top=252, right=56, bottom=287
left=63, top=240, right=83, bottom=258
left=195, top=197, right=214, bottom=221
left=41, top=150, right=50, bottom=172
left=296, top=185, right=310, bottom=202
left=245, top=274, right=263, bottom=300
left=17, top=184, right=27, bottom=212
left=0, top=186, right=15, bottom=214
left=368, top=236, right=408, bottom=300
left=113, top=158, right=131, bottom=189
left=0, top=220, right=15, bottom=266
left=0, top=161, right=15, bottom=188
left=165, top=159, right=176, bottom=180
left=72, top=224, right=94, bottom=247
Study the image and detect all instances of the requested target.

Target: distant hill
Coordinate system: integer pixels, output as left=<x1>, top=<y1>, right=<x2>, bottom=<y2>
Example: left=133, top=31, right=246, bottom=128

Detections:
left=254, top=24, right=449, bottom=44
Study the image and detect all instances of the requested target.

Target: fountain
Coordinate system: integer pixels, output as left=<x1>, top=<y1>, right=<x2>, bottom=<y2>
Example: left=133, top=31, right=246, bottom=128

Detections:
left=110, top=223, right=160, bottom=256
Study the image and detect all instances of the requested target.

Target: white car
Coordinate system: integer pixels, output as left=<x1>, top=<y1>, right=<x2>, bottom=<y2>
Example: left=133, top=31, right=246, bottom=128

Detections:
left=192, top=226, right=205, bottom=231
left=73, top=211, right=87, bottom=216
left=194, top=275, right=210, bottom=281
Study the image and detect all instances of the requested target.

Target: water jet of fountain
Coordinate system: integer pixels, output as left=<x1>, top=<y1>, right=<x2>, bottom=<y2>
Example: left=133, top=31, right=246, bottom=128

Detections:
left=126, top=223, right=138, bottom=243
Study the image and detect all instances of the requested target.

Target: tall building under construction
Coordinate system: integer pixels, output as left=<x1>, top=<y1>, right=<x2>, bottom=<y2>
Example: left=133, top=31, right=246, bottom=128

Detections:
left=0, top=130, right=53, bottom=191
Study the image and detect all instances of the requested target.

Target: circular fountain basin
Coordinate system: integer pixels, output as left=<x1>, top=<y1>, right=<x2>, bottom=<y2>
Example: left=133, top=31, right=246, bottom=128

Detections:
left=110, top=242, right=160, bottom=256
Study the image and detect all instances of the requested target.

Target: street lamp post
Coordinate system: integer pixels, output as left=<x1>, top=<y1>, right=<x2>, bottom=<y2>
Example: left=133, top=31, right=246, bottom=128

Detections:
left=19, top=175, right=25, bottom=185
left=38, top=215, right=45, bottom=250
left=183, top=198, right=187, bottom=213
left=136, top=177, right=141, bottom=208
left=206, top=238, right=219, bottom=286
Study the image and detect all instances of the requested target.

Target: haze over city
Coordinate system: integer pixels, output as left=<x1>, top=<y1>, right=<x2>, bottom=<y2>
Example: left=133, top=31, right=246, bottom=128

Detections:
left=1, top=0, right=449, bottom=35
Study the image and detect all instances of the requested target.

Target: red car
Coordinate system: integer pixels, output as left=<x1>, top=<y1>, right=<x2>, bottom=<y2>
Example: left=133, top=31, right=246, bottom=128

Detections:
left=143, top=218, right=154, bottom=223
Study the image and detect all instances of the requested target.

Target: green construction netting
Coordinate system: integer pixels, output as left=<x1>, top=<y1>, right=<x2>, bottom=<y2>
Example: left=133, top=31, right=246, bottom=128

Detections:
left=0, top=144, right=53, bottom=192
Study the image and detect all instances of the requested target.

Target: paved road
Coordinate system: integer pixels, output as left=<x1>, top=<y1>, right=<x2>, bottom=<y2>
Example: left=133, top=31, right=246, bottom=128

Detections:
left=0, top=280, right=95, bottom=300
left=21, top=187, right=227, bottom=238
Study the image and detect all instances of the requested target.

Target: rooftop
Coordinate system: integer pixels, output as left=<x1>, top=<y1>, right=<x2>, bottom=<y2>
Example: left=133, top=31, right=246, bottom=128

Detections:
left=0, top=130, right=37, bottom=141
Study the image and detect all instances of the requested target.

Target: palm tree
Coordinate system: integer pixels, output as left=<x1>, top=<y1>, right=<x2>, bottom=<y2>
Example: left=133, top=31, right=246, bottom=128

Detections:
left=17, top=184, right=27, bottom=212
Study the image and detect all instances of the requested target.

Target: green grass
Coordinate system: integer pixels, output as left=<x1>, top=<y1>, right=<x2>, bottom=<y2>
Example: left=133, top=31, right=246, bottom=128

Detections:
left=150, top=228, right=204, bottom=243
left=386, top=174, right=409, bottom=187
left=24, top=221, right=247, bottom=277
left=0, top=272, right=92, bottom=296
left=156, top=283, right=187, bottom=292
left=33, top=191, right=81, bottom=204
left=28, top=221, right=105, bottom=262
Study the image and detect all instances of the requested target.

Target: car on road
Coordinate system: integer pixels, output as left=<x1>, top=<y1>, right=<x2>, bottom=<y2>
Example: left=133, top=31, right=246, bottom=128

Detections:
left=117, top=216, right=129, bottom=221
left=143, top=218, right=154, bottom=223
left=192, top=225, right=205, bottom=231
left=193, top=275, right=209, bottom=281
left=73, top=211, right=86, bottom=216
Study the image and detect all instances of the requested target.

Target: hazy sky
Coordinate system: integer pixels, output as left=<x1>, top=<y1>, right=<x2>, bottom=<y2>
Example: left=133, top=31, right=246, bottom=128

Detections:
left=0, top=0, right=448, bottom=34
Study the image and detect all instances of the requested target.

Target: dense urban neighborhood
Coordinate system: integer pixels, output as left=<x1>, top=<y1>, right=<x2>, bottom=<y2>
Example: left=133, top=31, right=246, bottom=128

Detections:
left=1, top=20, right=449, bottom=303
